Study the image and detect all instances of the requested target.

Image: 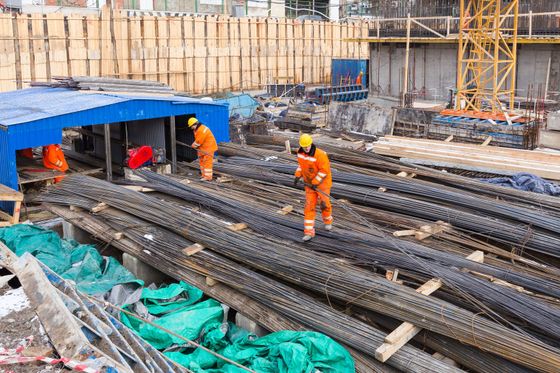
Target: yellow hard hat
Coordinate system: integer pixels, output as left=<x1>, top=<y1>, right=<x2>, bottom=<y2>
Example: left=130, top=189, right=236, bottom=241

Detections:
left=187, top=117, right=199, bottom=127
left=299, top=134, right=313, bottom=148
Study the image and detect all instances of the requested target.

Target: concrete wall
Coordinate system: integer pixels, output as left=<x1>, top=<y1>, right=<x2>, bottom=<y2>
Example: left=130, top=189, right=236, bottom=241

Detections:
left=369, top=43, right=560, bottom=102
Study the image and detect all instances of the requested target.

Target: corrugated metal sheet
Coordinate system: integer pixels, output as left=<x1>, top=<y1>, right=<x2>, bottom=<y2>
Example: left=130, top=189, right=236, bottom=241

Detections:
left=0, top=87, right=229, bottom=194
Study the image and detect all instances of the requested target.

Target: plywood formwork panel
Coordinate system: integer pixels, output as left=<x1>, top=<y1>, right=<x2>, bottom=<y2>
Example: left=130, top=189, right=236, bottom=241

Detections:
left=0, top=14, right=16, bottom=91
left=256, top=18, right=268, bottom=87
left=168, top=17, right=184, bottom=92
left=114, top=13, right=130, bottom=80
left=193, top=16, right=206, bottom=94
left=217, top=15, right=230, bottom=91
left=248, top=18, right=259, bottom=89
left=206, top=15, right=218, bottom=93
left=67, top=16, right=87, bottom=77
left=183, top=16, right=195, bottom=93
left=142, top=16, right=158, bottom=83
left=238, top=18, right=250, bottom=90
left=86, top=15, right=100, bottom=77
left=286, top=19, right=295, bottom=82
left=156, top=16, right=169, bottom=85
left=228, top=17, right=241, bottom=91
left=16, top=16, right=31, bottom=89
left=46, top=14, right=68, bottom=78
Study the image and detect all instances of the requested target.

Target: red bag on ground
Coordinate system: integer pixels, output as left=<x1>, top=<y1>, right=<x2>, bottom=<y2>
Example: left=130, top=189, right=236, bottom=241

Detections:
left=127, top=146, right=153, bottom=169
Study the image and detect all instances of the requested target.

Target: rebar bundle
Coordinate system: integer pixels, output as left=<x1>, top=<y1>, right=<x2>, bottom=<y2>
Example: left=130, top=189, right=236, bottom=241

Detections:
left=38, top=175, right=560, bottom=372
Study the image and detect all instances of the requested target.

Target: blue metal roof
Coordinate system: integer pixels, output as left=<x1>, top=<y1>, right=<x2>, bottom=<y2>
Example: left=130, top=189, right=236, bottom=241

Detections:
left=0, top=87, right=230, bottom=199
left=0, top=88, right=223, bottom=127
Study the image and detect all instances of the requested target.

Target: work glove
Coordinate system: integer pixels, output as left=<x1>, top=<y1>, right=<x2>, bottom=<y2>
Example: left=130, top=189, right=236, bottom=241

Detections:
left=293, top=177, right=301, bottom=187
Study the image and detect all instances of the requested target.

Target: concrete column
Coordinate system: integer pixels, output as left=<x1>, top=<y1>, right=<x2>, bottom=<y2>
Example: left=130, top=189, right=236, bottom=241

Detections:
left=235, top=312, right=269, bottom=337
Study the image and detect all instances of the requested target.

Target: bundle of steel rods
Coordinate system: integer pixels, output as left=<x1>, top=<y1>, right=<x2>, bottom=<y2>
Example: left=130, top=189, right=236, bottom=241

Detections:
left=131, top=170, right=560, bottom=341
left=37, top=175, right=560, bottom=372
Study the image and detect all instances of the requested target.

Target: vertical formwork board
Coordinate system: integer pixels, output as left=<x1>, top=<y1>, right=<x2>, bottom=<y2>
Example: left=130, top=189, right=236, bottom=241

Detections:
left=142, top=16, right=158, bottom=82
left=67, top=16, right=88, bottom=77
left=257, top=18, right=268, bottom=87
left=294, top=20, right=303, bottom=83
left=183, top=16, right=195, bottom=93
left=303, top=21, right=313, bottom=84
left=156, top=16, right=169, bottom=86
left=206, top=15, right=218, bottom=94
left=129, top=16, right=144, bottom=81
left=286, top=19, right=295, bottom=82
left=0, top=14, right=16, bottom=91
left=229, top=17, right=241, bottom=91
left=16, top=16, right=31, bottom=89
left=114, top=12, right=130, bottom=80
left=248, top=18, right=259, bottom=90
left=277, top=18, right=287, bottom=83
left=193, top=16, right=206, bottom=94
left=46, top=13, right=68, bottom=78
left=168, top=17, right=184, bottom=92
left=217, top=15, right=230, bottom=91
left=239, top=18, right=250, bottom=91
left=87, top=15, right=101, bottom=77
left=267, top=18, right=277, bottom=84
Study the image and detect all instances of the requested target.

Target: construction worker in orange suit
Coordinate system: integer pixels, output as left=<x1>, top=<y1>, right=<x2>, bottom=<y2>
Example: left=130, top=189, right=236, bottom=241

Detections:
left=293, top=134, right=333, bottom=241
left=42, top=144, right=68, bottom=183
left=188, top=117, right=218, bottom=181
left=356, top=70, right=364, bottom=86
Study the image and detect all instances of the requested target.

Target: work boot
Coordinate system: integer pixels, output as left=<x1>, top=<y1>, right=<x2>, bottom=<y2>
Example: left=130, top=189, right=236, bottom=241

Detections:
left=302, top=234, right=313, bottom=242
left=324, top=224, right=332, bottom=231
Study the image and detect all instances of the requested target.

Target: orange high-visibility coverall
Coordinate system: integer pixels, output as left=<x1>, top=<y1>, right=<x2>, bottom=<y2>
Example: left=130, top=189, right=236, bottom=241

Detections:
left=295, top=145, right=333, bottom=236
left=43, top=144, right=68, bottom=183
left=192, top=124, right=218, bottom=181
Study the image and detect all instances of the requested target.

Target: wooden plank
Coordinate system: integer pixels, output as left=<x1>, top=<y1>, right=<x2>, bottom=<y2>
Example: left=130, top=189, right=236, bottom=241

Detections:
left=393, top=229, right=417, bottom=237
left=206, top=15, right=218, bottom=93
left=86, top=15, right=100, bottom=76
left=0, top=184, right=23, bottom=201
left=229, top=17, right=240, bottom=91
left=481, top=136, right=493, bottom=146
left=217, top=15, right=230, bottom=91
left=276, top=205, right=293, bottom=215
left=113, top=11, right=129, bottom=80
left=193, top=16, right=206, bottom=94
left=67, top=16, right=88, bottom=77
left=286, top=19, right=295, bottom=83
left=227, top=223, right=248, bottom=231
left=46, top=13, right=68, bottom=78
left=142, top=16, right=157, bottom=82
left=444, top=135, right=454, bottom=142
left=156, top=16, right=169, bottom=85
left=11, top=201, right=21, bottom=224
left=183, top=16, right=195, bottom=92
left=0, top=14, right=17, bottom=91
left=183, top=243, right=204, bottom=256
left=267, top=18, right=277, bottom=85
left=128, top=16, right=143, bottom=81
left=257, top=18, right=268, bottom=86
left=16, top=15, right=32, bottom=89
left=91, top=202, right=109, bottom=213
left=168, top=17, right=184, bottom=91
left=248, top=18, right=259, bottom=89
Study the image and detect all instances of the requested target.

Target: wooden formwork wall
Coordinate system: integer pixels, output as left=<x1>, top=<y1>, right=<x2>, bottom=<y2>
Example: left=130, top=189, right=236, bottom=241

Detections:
left=0, top=8, right=371, bottom=94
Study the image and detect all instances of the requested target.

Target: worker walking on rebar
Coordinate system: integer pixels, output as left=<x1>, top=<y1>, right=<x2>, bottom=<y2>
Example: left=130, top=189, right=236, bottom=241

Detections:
left=188, top=117, right=218, bottom=181
left=293, top=134, right=333, bottom=242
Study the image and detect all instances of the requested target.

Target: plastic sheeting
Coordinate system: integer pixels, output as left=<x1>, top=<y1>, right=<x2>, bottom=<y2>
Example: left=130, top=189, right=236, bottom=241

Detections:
left=480, top=173, right=560, bottom=196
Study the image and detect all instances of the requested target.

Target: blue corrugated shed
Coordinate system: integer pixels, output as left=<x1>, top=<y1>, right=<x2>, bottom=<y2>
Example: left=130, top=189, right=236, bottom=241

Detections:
left=0, top=87, right=229, bottom=194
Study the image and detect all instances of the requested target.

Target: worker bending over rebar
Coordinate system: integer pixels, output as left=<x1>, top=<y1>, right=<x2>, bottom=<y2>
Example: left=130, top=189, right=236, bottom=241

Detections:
left=294, top=134, right=333, bottom=241
left=188, top=117, right=218, bottom=181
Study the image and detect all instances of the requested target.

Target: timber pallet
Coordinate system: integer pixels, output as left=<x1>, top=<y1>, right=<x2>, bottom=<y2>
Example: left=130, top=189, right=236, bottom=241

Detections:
left=0, top=184, right=23, bottom=227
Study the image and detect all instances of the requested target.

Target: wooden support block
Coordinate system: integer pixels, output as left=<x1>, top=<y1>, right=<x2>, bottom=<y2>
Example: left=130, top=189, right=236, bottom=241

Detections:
left=465, top=250, right=484, bottom=263
left=91, top=202, right=109, bottom=213
left=206, top=276, right=218, bottom=286
left=11, top=201, right=21, bottom=224
left=122, top=185, right=155, bottom=192
left=113, top=232, right=124, bottom=240
left=276, top=205, right=293, bottom=215
left=433, top=352, right=459, bottom=367
left=396, top=171, right=408, bottom=177
left=217, top=176, right=234, bottom=183
left=415, top=278, right=443, bottom=295
left=285, top=140, right=291, bottom=154
left=183, top=243, right=205, bottom=256
left=415, top=222, right=447, bottom=241
left=0, top=184, right=23, bottom=201
left=393, top=229, right=417, bottom=237
left=378, top=187, right=387, bottom=193
left=227, top=223, right=248, bottom=231
left=69, top=205, right=83, bottom=212
left=444, top=135, right=454, bottom=142
left=481, top=136, right=493, bottom=146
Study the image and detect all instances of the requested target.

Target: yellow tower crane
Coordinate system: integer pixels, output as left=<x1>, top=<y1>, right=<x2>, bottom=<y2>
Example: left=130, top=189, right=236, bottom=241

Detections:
left=455, top=0, right=519, bottom=115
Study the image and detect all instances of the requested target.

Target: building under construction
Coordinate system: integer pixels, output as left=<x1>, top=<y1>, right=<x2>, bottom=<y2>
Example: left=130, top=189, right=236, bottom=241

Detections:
left=1, top=1, right=560, bottom=372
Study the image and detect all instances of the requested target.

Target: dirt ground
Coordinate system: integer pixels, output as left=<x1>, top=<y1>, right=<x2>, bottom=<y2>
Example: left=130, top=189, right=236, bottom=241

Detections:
left=0, top=282, right=63, bottom=373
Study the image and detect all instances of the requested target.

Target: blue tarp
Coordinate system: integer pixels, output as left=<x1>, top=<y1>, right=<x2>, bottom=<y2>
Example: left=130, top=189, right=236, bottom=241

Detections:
left=480, top=173, right=560, bottom=196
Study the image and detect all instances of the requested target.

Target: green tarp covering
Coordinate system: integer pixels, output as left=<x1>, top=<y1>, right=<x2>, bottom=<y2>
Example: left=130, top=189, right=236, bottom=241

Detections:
left=0, top=224, right=142, bottom=294
left=0, top=224, right=355, bottom=372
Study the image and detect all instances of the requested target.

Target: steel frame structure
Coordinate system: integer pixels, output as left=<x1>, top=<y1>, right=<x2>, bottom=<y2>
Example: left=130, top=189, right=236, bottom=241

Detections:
left=456, top=0, right=519, bottom=113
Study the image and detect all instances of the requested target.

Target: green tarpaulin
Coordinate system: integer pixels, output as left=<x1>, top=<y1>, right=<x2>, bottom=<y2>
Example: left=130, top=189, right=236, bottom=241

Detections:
left=0, top=224, right=355, bottom=372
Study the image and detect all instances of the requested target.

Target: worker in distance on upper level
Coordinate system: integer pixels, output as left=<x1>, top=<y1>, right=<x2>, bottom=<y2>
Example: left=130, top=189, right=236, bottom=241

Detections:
left=293, top=134, right=333, bottom=242
left=188, top=117, right=218, bottom=181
